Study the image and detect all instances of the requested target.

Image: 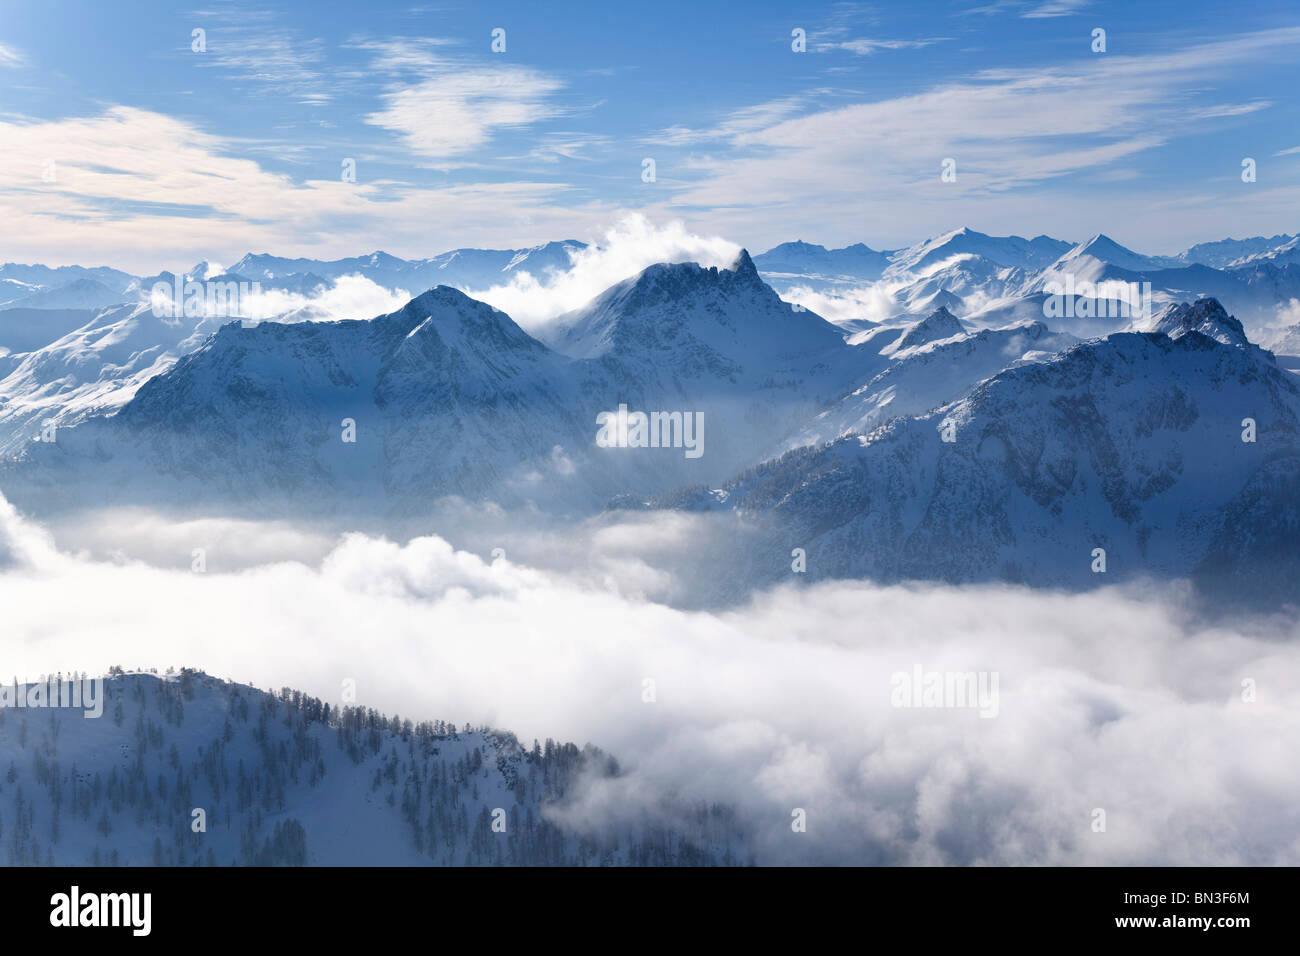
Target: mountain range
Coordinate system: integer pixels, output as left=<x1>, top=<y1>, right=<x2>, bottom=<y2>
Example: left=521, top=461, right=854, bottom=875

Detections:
left=2, top=230, right=1298, bottom=606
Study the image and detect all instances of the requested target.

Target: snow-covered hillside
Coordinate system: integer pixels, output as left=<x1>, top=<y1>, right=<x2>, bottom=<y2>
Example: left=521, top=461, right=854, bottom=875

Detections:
left=0, top=670, right=743, bottom=866
left=645, top=302, right=1300, bottom=606
left=790, top=314, right=1078, bottom=449
left=0, top=304, right=218, bottom=456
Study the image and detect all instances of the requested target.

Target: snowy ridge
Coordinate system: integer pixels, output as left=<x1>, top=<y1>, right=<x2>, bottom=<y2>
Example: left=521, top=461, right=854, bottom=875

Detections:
left=0, top=303, right=218, bottom=456
left=0, top=671, right=744, bottom=866
left=647, top=322, right=1300, bottom=606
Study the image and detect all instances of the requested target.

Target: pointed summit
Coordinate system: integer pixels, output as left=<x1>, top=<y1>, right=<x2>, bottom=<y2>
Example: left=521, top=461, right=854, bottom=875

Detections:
left=887, top=306, right=966, bottom=353
left=548, top=250, right=841, bottom=364
left=1053, top=234, right=1177, bottom=272
left=889, top=228, right=1071, bottom=274
left=729, top=248, right=762, bottom=285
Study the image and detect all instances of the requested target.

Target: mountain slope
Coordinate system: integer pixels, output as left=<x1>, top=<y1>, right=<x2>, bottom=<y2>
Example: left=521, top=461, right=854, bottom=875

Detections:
left=1048, top=233, right=1181, bottom=273
left=0, top=303, right=217, bottom=456
left=0, top=263, right=137, bottom=296
left=1178, top=234, right=1299, bottom=268
left=4, top=278, right=126, bottom=311
left=753, top=240, right=893, bottom=284
left=4, top=288, right=599, bottom=515
left=790, top=318, right=1078, bottom=448
left=1, top=255, right=887, bottom=512
left=546, top=250, right=876, bottom=483
left=0, top=670, right=742, bottom=866
left=885, top=228, right=1073, bottom=275
left=656, top=306, right=1300, bottom=605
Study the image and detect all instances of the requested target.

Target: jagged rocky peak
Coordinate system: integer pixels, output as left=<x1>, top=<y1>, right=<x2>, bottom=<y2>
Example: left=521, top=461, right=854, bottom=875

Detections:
left=1149, top=298, right=1250, bottom=347
left=630, top=247, right=764, bottom=294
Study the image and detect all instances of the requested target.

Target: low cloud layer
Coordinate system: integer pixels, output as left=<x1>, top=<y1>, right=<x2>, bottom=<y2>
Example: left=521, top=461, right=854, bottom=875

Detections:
left=1, top=494, right=1296, bottom=865
left=147, top=273, right=413, bottom=324
left=240, top=274, right=414, bottom=323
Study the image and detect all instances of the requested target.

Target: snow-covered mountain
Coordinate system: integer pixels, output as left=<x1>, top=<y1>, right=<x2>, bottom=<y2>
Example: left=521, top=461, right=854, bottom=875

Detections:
left=884, top=227, right=1074, bottom=276
left=1235, top=235, right=1300, bottom=267
left=0, top=252, right=886, bottom=516
left=1, top=236, right=1297, bottom=609
left=790, top=313, right=1078, bottom=449
left=0, top=263, right=137, bottom=297
left=0, top=278, right=39, bottom=306
left=228, top=241, right=586, bottom=293
left=0, top=288, right=604, bottom=515
left=1178, top=234, right=1299, bottom=268
left=0, top=278, right=127, bottom=312
left=1045, top=233, right=1183, bottom=275
left=891, top=256, right=1025, bottom=318
left=0, top=670, right=742, bottom=866
left=752, top=240, right=894, bottom=285
left=0, top=303, right=217, bottom=457
left=1141, top=296, right=1255, bottom=346
left=550, top=250, right=844, bottom=369
left=754, top=228, right=1300, bottom=340
left=0, top=308, right=99, bottom=358
left=649, top=299, right=1300, bottom=607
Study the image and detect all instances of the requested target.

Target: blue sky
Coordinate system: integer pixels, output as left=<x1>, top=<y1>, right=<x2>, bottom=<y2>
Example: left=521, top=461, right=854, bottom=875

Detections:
left=0, top=0, right=1297, bottom=270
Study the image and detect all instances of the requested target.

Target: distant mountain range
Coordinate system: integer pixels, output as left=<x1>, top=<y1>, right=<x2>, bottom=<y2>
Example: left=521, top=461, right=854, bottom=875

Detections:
left=752, top=228, right=1300, bottom=336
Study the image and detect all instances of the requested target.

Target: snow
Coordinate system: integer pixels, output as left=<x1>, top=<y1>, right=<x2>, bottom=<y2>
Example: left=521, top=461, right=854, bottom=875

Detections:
left=0, top=670, right=743, bottom=865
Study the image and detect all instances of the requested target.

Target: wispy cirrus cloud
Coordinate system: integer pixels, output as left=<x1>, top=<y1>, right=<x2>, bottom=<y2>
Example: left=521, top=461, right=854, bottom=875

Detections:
left=654, top=28, right=1300, bottom=251
left=0, top=106, right=605, bottom=270
left=803, top=2, right=949, bottom=56
left=646, top=96, right=810, bottom=147
left=192, top=10, right=337, bottom=105
left=1022, top=0, right=1092, bottom=17
left=353, top=36, right=570, bottom=165
left=825, top=36, right=950, bottom=55
left=0, top=41, right=24, bottom=68
left=1192, top=100, right=1273, bottom=119
left=962, top=0, right=1091, bottom=16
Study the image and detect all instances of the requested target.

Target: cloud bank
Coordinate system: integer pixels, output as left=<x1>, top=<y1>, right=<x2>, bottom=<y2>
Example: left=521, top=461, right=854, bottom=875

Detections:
left=1, top=493, right=1296, bottom=865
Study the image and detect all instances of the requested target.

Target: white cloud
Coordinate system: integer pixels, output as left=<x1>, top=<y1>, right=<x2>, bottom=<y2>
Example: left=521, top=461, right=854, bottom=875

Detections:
left=1022, top=0, right=1091, bottom=17
left=659, top=29, right=1300, bottom=253
left=353, top=37, right=570, bottom=164
left=194, top=16, right=335, bottom=105
left=0, top=41, right=25, bottom=68
left=242, top=273, right=414, bottom=321
left=145, top=272, right=410, bottom=323
left=1193, top=100, right=1273, bottom=119
left=828, top=37, right=949, bottom=55
left=776, top=282, right=902, bottom=325
left=1, top=494, right=1298, bottom=864
left=365, top=67, right=565, bottom=163
left=0, top=106, right=606, bottom=271
left=461, top=213, right=742, bottom=332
